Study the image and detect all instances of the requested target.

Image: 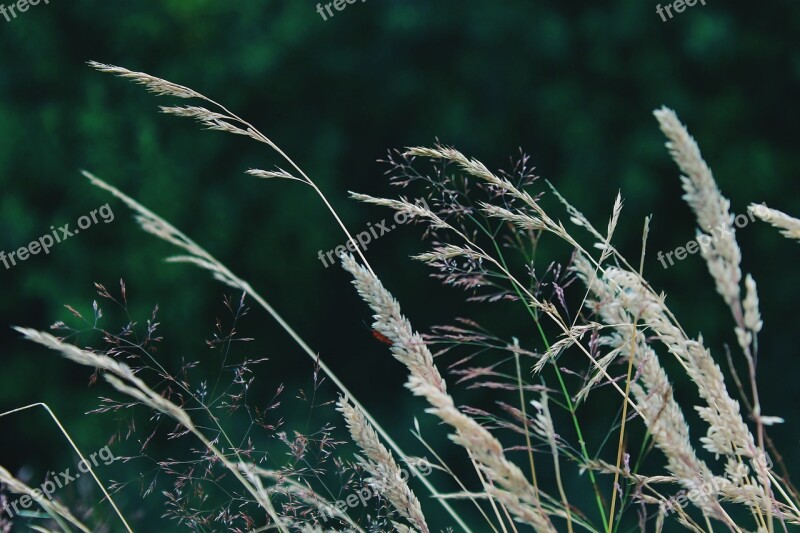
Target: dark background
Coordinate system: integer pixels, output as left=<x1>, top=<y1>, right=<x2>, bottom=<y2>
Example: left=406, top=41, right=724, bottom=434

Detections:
left=1, top=1, right=799, bottom=531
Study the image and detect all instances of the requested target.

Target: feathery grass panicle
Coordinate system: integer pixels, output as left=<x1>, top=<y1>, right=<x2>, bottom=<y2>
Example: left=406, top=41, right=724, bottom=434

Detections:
left=103, top=374, right=193, bottom=429
left=246, top=167, right=308, bottom=184
left=572, top=255, right=785, bottom=523
left=571, top=255, right=733, bottom=524
left=13, top=326, right=138, bottom=383
left=341, top=253, right=447, bottom=396
left=81, top=171, right=242, bottom=289
left=749, top=204, right=800, bottom=241
left=536, top=325, right=599, bottom=377
left=349, top=192, right=449, bottom=231
left=571, top=343, right=625, bottom=403
left=341, top=254, right=559, bottom=531
left=655, top=109, right=784, bottom=524
left=654, top=107, right=743, bottom=311
left=602, top=192, right=625, bottom=262
left=160, top=105, right=253, bottom=137
left=13, top=327, right=193, bottom=429
left=404, top=146, right=496, bottom=183
left=337, top=397, right=429, bottom=533
left=88, top=61, right=202, bottom=99
left=90, top=61, right=375, bottom=277
left=403, top=145, right=584, bottom=250
left=742, top=275, right=763, bottom=334
left=413, top=244, right=484, bottom=265
left=479, top=202, right=547, bottom=232
left=653, top=108, right=731, bottom=235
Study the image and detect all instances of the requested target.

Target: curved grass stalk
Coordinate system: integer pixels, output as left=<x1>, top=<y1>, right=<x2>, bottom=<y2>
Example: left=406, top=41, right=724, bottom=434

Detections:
left=87, top=61, right=375, bottom=277
left=0, top=403, right=131, bottom=532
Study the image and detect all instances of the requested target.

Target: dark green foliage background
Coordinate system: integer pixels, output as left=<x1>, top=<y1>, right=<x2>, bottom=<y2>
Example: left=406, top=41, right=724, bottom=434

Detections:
left=1, top=1, right=799, bottom=530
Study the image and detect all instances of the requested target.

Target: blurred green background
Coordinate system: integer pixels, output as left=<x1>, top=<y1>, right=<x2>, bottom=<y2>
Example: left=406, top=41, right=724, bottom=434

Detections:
left=1, top=1, right=799, bottom=530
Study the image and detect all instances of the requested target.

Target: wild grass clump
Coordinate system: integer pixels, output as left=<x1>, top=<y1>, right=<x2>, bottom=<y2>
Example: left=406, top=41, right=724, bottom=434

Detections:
left=2, top=63, right=798, bottom=532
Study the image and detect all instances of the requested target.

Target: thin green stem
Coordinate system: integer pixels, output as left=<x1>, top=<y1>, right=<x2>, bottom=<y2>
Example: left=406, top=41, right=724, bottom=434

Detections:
left=543, top=332, right=609, bottom=533
left=613, top=432, right=651, bottom=532
left=487, top=236, right=609, bottom=532
left=608, top=314, right=639, bottom=531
